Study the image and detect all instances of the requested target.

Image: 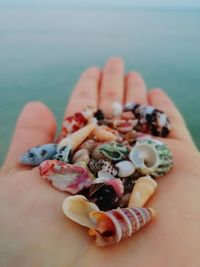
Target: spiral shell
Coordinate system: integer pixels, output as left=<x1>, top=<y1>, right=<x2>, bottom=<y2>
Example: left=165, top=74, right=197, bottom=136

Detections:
left=20, top=143, right=57, bottom=166
left=58, top=123, right=96, bottom=151
left=89, top=207, right=155, bottom=246
left=128, top=175, right=158, bottom=208
left=129, top=138, right=173, bottom=177
left=62, top=195, right=99, bottom=228
left=91, top=125, right=117, bottom=142
left=98, top=142, right=129, bottom=162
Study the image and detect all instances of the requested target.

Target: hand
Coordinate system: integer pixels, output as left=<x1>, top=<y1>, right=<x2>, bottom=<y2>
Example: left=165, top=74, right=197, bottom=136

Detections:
left=0, top=58, right=200, bottom=267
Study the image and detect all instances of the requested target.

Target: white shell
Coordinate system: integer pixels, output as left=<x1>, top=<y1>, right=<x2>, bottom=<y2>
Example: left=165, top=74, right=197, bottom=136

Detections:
left=115, top=160, right=135, bottom=177
left=112, top=102, right=123, bottom=117
left=62, top=195, right=99, bottom=228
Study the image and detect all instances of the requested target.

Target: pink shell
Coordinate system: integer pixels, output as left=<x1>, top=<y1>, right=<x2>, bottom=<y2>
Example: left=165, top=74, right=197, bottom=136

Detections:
left=39, top=160, right=93, bottom=194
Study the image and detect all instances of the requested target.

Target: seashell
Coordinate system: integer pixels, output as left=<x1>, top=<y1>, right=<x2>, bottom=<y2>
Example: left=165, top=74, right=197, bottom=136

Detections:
left=128, top=175, right=158, bottom=208
left=89, top=207, right=155, bottom=246
left=120, top=177, right=136, bottom=194
left=92, top=126, right=117, bottom=142
left=93, top=177, right=124, bottom=197
left=113, top=119, right=138, bottom=134
left=72, top=149, right=90, bottom=164
left=115, top=160, right=136, bottom=177
left=124, top=103, right=171, bottom=137
left=98, top=142, right=129, bottom=162
left=62, top=195, right=99, bottom=228
left=129, top=138, right=173, bottom=178
left=88, top=183, right=119, bottom=211
left=39, top=160, right=94, bottom=194
left=121, top=111, right=135, bottom=120
left=79, top=139, right=97, bottom=154
left=58, top=123, right=96, bottom=151
left=94, top=109, right=105, bottom=121
left=53, top=145, right=72, bottom=163
left=97, top=170, right=115, bottom=180
left=20, top=143, right=57, bottom=166
left=112, top=102, right=123, bottom=117
left=61, top=112, right=88, bottom=138
left=88, top=159, right=118, bottom=177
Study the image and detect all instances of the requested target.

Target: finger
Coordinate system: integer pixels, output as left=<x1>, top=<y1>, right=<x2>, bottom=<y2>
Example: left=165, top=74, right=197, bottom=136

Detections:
left=125, top=72, right=148, bottom=105
left=65, top=67, right=101, bottom=116
left=2, top=102, right=57, bottom=173
left=99, top=57, right=124, bottom=113
left=148, top=88, right=194, bottom=144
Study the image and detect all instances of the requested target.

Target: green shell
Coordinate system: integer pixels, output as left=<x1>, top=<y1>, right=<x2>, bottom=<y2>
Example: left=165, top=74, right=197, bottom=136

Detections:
left=129, top=138, right=173, bottom=178
left=98, top=142, right=129, bottom=162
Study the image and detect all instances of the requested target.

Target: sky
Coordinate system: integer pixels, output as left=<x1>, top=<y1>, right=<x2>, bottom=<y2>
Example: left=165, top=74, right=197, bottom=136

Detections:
left=1, top=0, right=200, bottom=8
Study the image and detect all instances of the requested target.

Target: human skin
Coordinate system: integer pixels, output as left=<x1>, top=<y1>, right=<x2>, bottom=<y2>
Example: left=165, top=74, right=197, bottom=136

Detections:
left=0, top=58, right=200, bottom=267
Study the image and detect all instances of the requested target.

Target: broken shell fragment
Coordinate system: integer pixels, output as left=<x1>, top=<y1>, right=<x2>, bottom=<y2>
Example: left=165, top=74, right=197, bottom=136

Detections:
left=62, top=195, right=99, bottom=228
left=128, top=175, right=158, bottom=208
left=39, top=160, right=94, bottom=194
left=98, top=142, right=129, bottom=162
left=89, top=207, right=155, bottom=246
left=115, top=160, right=135, bottom=177
left=129, top=138, right=173, bottom=177
left=53, top=145, right=72, bottom=163
left=20, top=143, right=57, bottom=166
left=58, top=123, right=96, bottom=151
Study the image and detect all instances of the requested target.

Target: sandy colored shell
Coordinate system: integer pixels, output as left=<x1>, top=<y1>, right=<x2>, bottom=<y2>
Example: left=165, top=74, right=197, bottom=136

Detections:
left=128, top=175, right=158, bottom=208
left=72, top=149, right=90, bottom=164
left=58, top=123, right=96, bottom=151
left=89, top=207, right=155, bottom=246
left=129, top=138, right=173, bottom=177
left=92, top=125, right=117, bottom=142
left=63, top=195, right=99, bottom=228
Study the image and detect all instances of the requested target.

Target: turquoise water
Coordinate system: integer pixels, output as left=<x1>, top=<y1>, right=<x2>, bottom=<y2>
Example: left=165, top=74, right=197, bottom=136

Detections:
left=0, top=7, right=200, bottom=166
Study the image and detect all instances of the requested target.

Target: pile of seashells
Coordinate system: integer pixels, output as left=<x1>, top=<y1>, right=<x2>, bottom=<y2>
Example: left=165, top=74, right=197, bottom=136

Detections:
left=20, top=102, right=173, bottom=247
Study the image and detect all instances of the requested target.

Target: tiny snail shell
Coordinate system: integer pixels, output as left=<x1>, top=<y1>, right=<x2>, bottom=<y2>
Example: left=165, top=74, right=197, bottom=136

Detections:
left=115, top=160, right=136, bottom=178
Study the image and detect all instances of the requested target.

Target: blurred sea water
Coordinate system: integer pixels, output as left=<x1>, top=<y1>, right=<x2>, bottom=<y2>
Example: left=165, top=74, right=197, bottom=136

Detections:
left=0, top=7, right=200, bottom=166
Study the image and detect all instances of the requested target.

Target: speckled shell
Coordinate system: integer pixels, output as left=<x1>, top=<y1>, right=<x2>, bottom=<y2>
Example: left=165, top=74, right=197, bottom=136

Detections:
left=115, top=160, right=136, bottom=177
left=129, top=138, right=173, bottom=178
left=53, top=145, right=72, bottom=163
left=98, top=142, right=129, bottom=162
left=88, top=159, right=118, bottom=177
left=20, top=143, right=57, bottom=166
left=62, top=195, right=99, bottom=228
left=89, top=207, right=155, bottom=246
left=58, top=123, right=96, bottom=151
left=128, top=175, right=158, bottom=208
left=39, top=160, right=94, bottom=194
left=124, top=103, right=171, bottom=137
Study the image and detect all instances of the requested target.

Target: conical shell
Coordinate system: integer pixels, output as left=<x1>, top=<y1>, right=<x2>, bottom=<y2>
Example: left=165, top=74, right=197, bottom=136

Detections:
left=89, top=207, right=155, bottom=246
left=92, top=126, right=117, bottom=142
left=128, top=175, right=158, bottom=208
left=129, top=138, right=173, bottom=177
left=62, top=195, right=99, bottom=228
left=58, top=123, right=96, bottom=151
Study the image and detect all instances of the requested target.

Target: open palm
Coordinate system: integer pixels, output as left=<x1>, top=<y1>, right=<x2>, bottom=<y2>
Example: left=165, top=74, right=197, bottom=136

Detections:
left=1, top=58, right=200, bottom=267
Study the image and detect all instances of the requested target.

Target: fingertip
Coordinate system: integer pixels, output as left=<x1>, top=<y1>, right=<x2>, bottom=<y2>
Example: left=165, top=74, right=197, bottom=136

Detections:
left=104, top=57, right=124, bottom=73
left=81, top=66, right=101, bottom=79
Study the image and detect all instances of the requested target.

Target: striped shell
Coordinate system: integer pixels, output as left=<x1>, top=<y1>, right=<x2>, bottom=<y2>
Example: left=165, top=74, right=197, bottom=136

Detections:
left=129, top=138, right=173, bottom=178
left=89, top=207, right=155, bottom=246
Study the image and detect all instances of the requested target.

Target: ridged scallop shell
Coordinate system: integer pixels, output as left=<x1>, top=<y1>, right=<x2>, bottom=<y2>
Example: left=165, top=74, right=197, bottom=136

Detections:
left=89, top=207, right=155, bottom=246
left=39, top=160, right=94, bottom=194
left=98, top=142, right=129, bottom=162
left=20, top=143, right=57, bottom=166
left=53, top=145, right=72, bottom=163
left=115, top=160, right=135, bottom=177
left=129, top=138, right=173, bottom=177
left=128, top=175, right=158, bottom=208
left=62, top=195, right=99, bottom=228
left=58, top=123, right=96, bottom=151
